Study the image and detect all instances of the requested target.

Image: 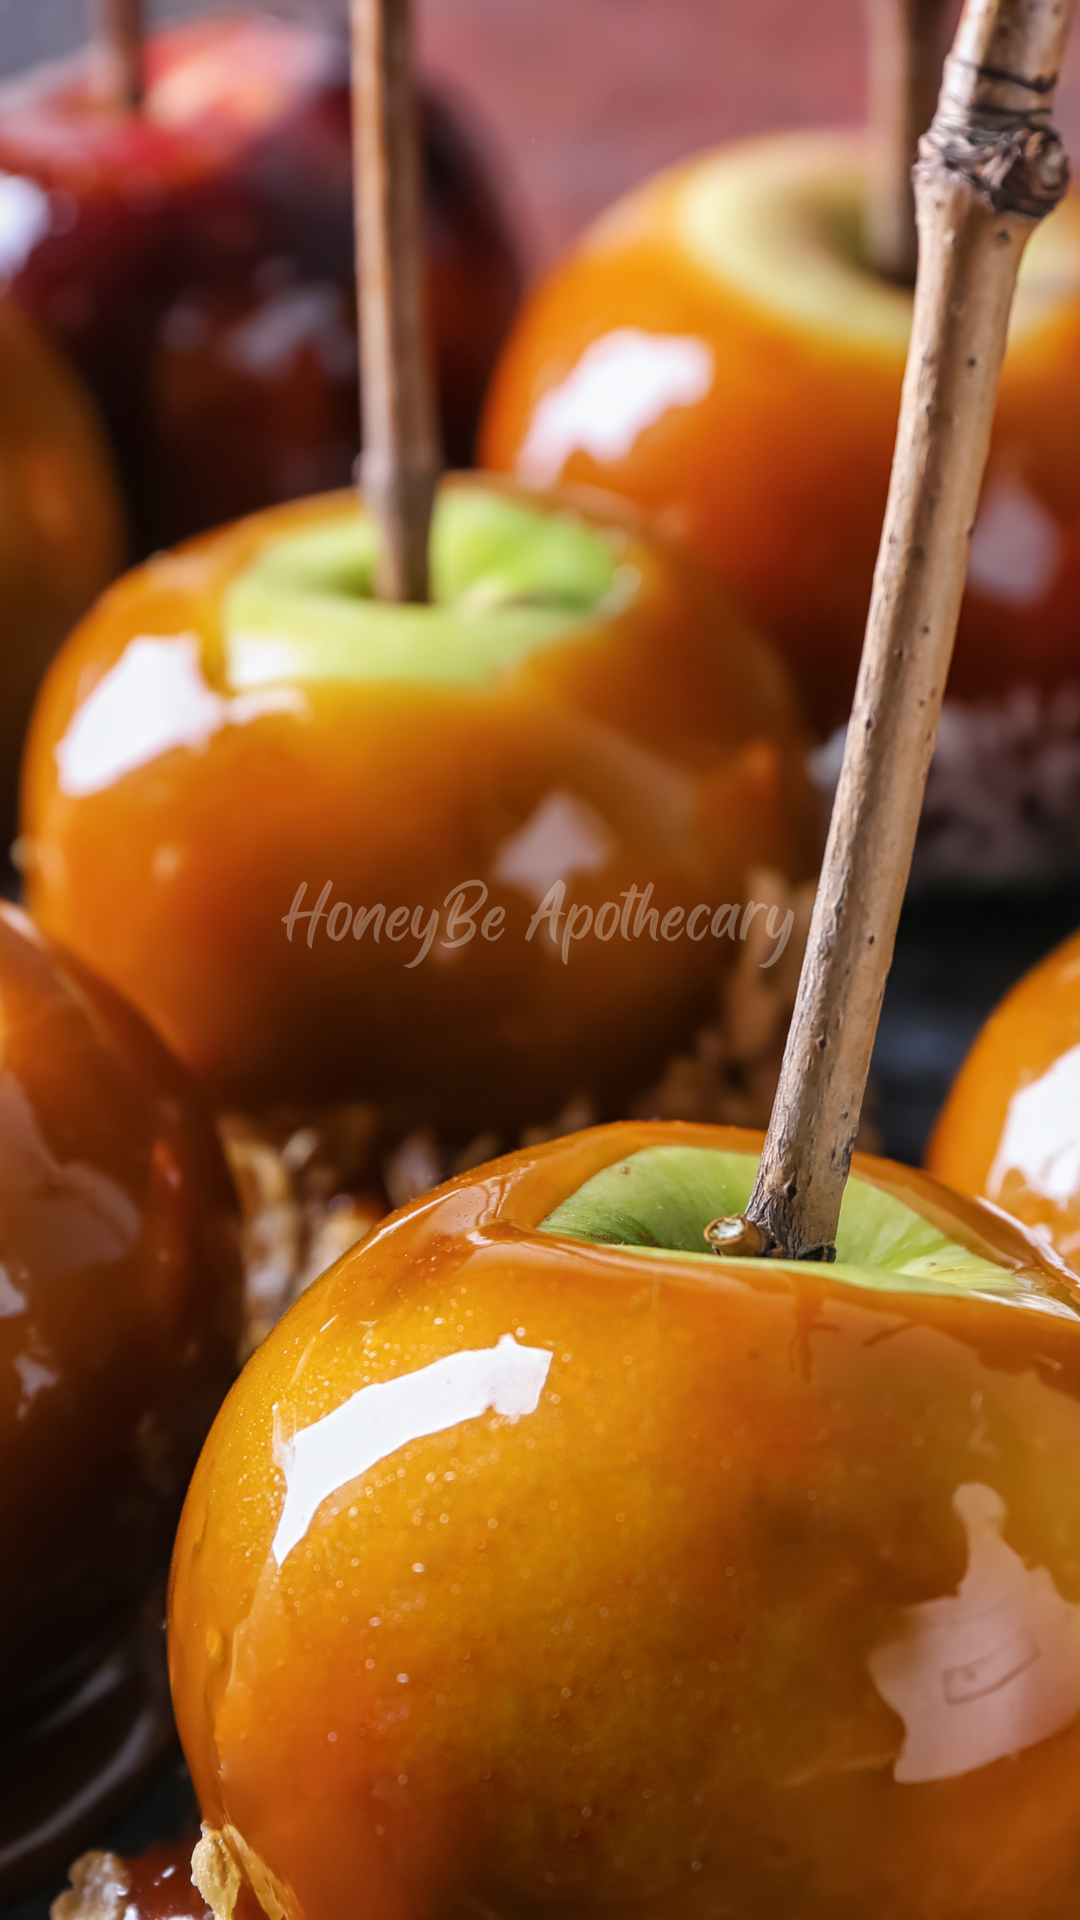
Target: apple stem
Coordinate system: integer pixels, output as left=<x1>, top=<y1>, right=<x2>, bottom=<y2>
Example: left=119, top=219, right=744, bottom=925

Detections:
left=864, top=0, right=948, bottom=283
left=89, top=0, right=144, bottom=113
left=351, top=0, right=441, bottom=604
left=733, top=0, right=1074, bottom=1264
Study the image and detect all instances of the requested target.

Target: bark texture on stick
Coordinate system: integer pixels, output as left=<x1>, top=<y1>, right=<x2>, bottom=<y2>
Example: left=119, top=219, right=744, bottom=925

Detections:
left=89, top=0, right=144, bottom=113
left=741, top=0, right=1073, bottom=1263
left=352, top=0, right=440, bottom=604
left=865, top=0, right=949, bottom=282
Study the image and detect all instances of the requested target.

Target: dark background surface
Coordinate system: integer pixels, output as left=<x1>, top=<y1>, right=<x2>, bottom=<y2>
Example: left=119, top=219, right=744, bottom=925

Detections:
left=1, top=1, right=1080, bottom=1910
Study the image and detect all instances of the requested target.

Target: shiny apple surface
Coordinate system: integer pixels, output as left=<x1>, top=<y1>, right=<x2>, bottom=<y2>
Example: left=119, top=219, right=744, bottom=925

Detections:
left=0, top=901, right=241, bottom=1729
left=0, top=14, right=521, bottom=555
left=481, top=132, right=1080, bottom=882
left=170, top=1119, right=1080, bottom=1920
left=0, top=293, right=121, bottom=810
left=928, top=925, right=1080, bottom=1275
left=22, top=478, right=819, bottom=1138
left=0, top=901, right=241, bottom=1891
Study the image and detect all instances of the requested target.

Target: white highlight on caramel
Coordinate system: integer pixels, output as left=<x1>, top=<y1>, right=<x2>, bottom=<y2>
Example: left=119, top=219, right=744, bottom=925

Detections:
left=491, top=790, right=614, bottom=905
left=968, top=472, right=1062, bottom=606
left=55, top=635, right=306, bottom=798
left=869, top=1483, right=1080, bottom=1781
left=517, top=329, right=713, bottom=486
left=987, top=1042, right=1080, bottom=1205
left=271, top=1334, right=553, bottom=1565
left=0, top=174, right=51, bottom=281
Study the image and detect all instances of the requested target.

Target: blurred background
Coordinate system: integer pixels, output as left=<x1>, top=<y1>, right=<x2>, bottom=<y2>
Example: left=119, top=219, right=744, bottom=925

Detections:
left=2, top=0, right=1080, bottom=1901
left=2, top=0, right=1079, bottom=1164
left=19, top=0, right=1080, bottom=272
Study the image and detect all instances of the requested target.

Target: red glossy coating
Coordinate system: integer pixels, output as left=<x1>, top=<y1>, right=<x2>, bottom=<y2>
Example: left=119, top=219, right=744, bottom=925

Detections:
left=122, top=1843, right=212, bottom=1920
left=54, top=1841, right=213, bottom=1920
left=0, top=14, right=521, bottom=554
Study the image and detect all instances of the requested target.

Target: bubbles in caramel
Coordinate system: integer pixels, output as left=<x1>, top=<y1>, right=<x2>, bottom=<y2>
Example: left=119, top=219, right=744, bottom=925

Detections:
left=170, top=1121, right=1080, bottom=1920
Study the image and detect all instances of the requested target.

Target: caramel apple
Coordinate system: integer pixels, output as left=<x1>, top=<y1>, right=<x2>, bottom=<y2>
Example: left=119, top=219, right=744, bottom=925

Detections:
left=167, top=1118, right=1080, bottom=1920
left=928, top=925, right=1080, bottom=1272
left=20, top=477, right=820, bottom=1145
left=480, top=131, right=1080, bottom=882
left=0, top=291, right=121, bottom=824
left=0, top=13, right=521, bottom=555
left=0, top=901, right=241, bottom=1897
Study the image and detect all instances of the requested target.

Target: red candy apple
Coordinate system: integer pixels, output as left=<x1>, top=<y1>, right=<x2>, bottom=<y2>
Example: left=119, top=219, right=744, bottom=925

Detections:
left=0, top=12, right=521, bottom=555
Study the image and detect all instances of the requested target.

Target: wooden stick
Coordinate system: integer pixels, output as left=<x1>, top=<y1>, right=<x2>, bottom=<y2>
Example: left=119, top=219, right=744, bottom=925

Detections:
left=351, top=0, right=441, bottom=604
left=865, top=0, right=948, bottom=281
left=729, top=0, right=1073, bottom=1263
left=89, top=0, right=144, bottom=113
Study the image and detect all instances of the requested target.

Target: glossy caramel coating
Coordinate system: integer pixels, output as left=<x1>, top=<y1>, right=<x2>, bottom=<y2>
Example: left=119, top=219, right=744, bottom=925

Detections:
left=124, top=1845, right=213, bottom=1920
left=0, top=296, right=121, bottom=805
left=481, top=137, right=1080, bottom=738
left=55, top=1843, right=212, bottom=1920
left=170, top=1120, right=1080, bottom=1920
left=0, top=16, right=520, bottom=554
left=928, top=926, right=1080, bottom=1272
left=0, top=902, right=240, bottom=1736
left=22, top=480, right=820, bottom=1137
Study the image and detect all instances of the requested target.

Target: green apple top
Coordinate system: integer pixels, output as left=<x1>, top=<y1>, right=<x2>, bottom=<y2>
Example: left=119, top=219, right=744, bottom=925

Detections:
left=170, top=1118, right=1080, bottom=1920
left=22, top=479, right=820, bottom=1136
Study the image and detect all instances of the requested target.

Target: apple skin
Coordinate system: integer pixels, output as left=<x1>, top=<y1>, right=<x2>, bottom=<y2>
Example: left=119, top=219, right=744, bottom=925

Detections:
left=0, top=899, right=241, bottom=1739
left=928, top=927, right=1080, bottom=1274
left=0, top=14, right=522, bottom=556
left=480, top=130, right=1080, bottom=743
left=20, top=477, right=820, bottom=1139
left=0, top=293, right=121, bottom=818
left=169, top=1119, right=1080, bottom=1920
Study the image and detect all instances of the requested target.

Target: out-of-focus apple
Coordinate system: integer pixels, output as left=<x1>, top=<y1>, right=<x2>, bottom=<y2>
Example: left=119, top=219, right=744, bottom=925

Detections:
left=0, top=13, right=522, bottom=555
left=929, top=924, right=1080, bottom=1274
left=482, top=130, right=1080, bottom=884
left=21, top=477, right=820, bottom=1144
left=0, top=901, right=240, bottom=1897
left=0, top=292, right=121, bottom=823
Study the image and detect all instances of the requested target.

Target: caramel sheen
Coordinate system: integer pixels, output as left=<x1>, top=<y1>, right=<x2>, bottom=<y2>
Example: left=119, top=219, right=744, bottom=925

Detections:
left=170, top=1120, right=1080, bottom=1920
left=124, top=1844, right=212, bottom=1920
left=929, top=926, right=1080, bottom=1270
left=481, top=138, right=1080, bottom=736
left=0, top=298, right=121, bottom=793
left=0, top=902, right=240, bottom=1729
left=21, top=482, right=819, bottom=1133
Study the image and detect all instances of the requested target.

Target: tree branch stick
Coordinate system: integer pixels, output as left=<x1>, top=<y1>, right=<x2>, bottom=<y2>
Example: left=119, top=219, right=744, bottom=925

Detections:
left=737, top=0, right=1073, bottom=1262
left=89, top=0, right=144, bottom=113
left=865, top=0, right=948, bottom=281
left=351, top=0, right=440, bottom=604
